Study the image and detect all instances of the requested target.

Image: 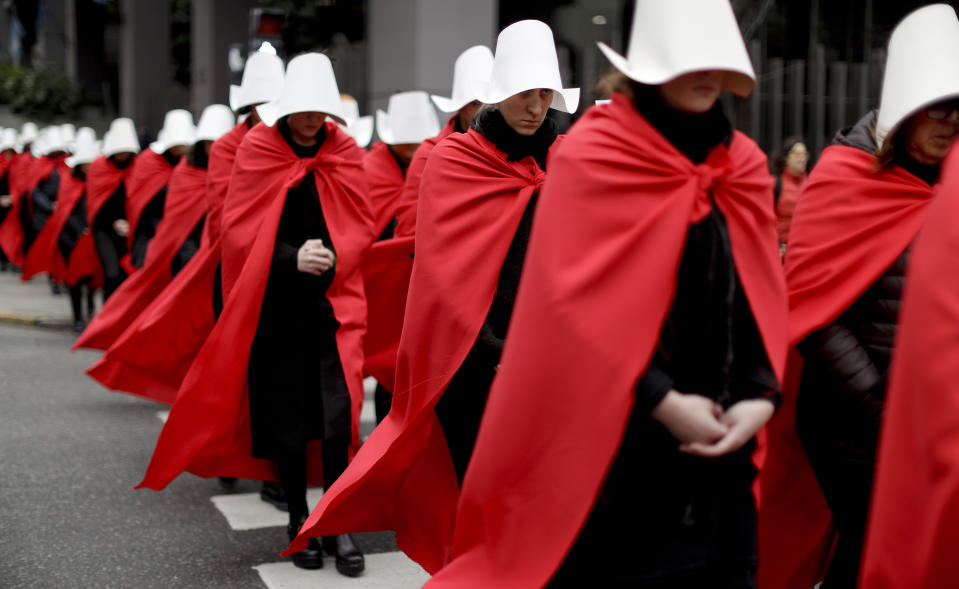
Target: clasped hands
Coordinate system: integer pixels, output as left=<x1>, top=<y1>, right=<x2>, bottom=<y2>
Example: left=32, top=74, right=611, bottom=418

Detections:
left=297, top=238, right=335, bottom=276
left=651, top=390, right=774, bottom=458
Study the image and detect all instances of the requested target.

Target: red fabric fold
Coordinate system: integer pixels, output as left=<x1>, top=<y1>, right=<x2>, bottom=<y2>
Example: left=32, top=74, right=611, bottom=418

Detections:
left=85, top=156, right=130, bottom=228
left=424, top=94, right=786, bottom=588
left=288, top=125, right=558, bottom=571
left=757, top=144, right=937, bottom=589
left=120, top=149, right=176, bottom=272
left=86, top=126, right=249, bottom=404
left=860, top=145, right=959, bottom=589
left=21, top=161, right=80, bottom=281
left=73, top=161, right=207, bottom=351
left=360, top=235, right=414, bottom=392
left=0, top=155, right=58, bottom=265
left=203, top=122, right=248, bottom=247
left=364, top=141, right=406, bottom=237
left=394, top=115, right=457, bottom=238
left=136, top=121, right=374, bottom=490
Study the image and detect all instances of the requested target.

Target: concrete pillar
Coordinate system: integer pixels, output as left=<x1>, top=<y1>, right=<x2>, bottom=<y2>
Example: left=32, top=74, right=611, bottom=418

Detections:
left=190, top=0, right=260, bottom=114
left=367, top=0, right=497, bottom=113
left=119, top=0, right=172, bottom=135
left=37, top=0, right=67, bottom=68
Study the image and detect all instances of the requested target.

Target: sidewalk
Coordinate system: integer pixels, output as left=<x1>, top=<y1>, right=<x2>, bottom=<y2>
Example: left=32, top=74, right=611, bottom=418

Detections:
left=0, top=269, right=77, bottom=329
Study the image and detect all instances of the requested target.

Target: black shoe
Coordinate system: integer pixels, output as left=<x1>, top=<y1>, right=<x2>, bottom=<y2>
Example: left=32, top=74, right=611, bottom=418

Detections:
left=322, top=534, right=365, bottom=577
left=51, top=282, right=64, bottom=295
left=72, top=320, right=85, bottom=334
left=217, top=476, right=237, bottom=491
left=260, top=480, right=288, bottom=511
left=287, top=516, right=323, bottom=570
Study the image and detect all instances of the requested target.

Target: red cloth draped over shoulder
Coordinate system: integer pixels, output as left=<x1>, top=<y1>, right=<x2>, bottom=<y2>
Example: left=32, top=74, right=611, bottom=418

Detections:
left=137, top=121, right=374, bottom=490
left=860, top=146, right=959, bottom=589
left=0, top=155, right=57, bottom=264
left=364, top=141, right=406, bottom=237
left=21, top=160, right=75, bottom=281
left=287, top=125, right=558, bottom=572
left=73, top=161, right=207, bottom=352
left=85, top=156, right=130, bottom=228
left=203, top=121, right=248, bottom=247
left=120, top=149, right=175, bottom=272
left=86, top=128, right=248, bottom=404
left=757, top=144, right=936, bottom=589
left=22, top=169, right=101, bottom=286
left=361, top=235, right=414, bottom=392
left=424, top=93, right=787, bottom=588
left=394, top=114, right=456, bottom=237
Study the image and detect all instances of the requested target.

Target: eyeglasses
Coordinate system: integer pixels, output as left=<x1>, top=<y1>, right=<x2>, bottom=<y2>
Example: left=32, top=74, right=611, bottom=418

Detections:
left=926, top=103, right=959, bottom=121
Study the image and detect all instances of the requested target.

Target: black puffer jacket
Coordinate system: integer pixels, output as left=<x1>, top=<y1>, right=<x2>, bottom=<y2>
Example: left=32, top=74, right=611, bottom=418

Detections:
left=796, top=111, right=936, bottom=463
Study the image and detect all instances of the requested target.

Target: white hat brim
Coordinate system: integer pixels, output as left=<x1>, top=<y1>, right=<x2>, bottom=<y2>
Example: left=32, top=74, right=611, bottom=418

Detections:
left=476, top=83, right=580, bottom=114
left=597, top=42, right=755, bottom=98
left=343, top=116, right=374, bottom=148
left=431, top=94, right=470, bottom=114
left=257, top=100, right=348, bottom=128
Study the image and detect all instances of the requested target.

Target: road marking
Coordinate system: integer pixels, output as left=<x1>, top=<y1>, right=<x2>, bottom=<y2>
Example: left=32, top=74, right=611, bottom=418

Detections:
left=254, top=551, right=429, bottom=588
left=211, top=488, right=324, bottom=531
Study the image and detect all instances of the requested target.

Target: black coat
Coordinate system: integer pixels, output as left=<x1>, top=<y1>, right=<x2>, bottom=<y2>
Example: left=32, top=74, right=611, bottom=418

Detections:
left=246, top=122, right=351, bottom=460
left=553, top=85, right=779, bottom=586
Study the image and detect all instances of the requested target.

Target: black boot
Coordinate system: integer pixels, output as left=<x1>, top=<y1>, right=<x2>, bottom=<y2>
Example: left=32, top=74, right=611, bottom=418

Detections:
left=217, top=477, right=237, bottom=491
left=322, top=534, right=365, bottom=577
left=287, top=516, right=323, bottom=570
left=260, top=480, right=288, bottom=511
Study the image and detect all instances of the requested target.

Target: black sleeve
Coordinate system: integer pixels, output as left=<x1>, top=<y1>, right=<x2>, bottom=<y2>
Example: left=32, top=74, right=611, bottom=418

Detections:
left=730, top=282, right=782, bottom=407
left=171, top=218, right=204, bottom=277
left=635, top=357, right=675, bottom=413
left=798, top=321, right=884, bottom=419
left=32, top=172, right=60, bottom=216
left=93, top=186, right=127, bottom=231
left=0, top=172, right=9, bottom=196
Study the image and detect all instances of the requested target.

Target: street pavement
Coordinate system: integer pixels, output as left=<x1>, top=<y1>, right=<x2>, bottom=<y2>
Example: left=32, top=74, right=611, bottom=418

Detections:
left=0, top=270, right=428, bottom=588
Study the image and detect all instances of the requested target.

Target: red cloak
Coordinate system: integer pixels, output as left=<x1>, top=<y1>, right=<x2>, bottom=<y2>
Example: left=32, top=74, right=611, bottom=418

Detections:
left=83, top=127, right=248, bottom=404
left=287, top=124, right=559, bottom=571
left=422, top=94, right=787, bottom=588
left=860, top=146, right=959, bottom=589
left=202, top=122, right=248, bottom=247
left=85, top=156, right=130, bottom=229
left=364, top=141, right=406, bottom=237
left=137, top=121, right=374, bottom=490
left=120, top=149, right=176, bottom=273
left=0, top=155, right=59, bottom=265
left=73, top=161, right=207, bottom=352
left=394, top=114, right=457, bottom=238
left=21, top=169, right=101, bottom=286
left=360, top=235, right=414, bottom=392
left=757, top=144, right=936, bottom=589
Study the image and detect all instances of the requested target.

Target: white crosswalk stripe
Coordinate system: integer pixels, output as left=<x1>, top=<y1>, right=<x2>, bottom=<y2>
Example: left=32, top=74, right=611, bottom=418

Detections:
left=211, top=488, right=325, bottom=531
left=255, top=552, right=429, bottom=588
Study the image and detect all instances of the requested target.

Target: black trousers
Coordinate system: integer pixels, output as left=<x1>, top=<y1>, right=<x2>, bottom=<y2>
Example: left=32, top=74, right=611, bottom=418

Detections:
left=433, top=351, right=496, bottom=485
left=802, top=445, right=874, bottom=589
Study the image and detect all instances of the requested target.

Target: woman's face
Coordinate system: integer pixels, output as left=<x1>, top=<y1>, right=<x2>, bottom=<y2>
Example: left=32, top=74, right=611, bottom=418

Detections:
left=785, top=142, right=809, bottom=175
left=658, top=71, right=725, bottom=115
left=906, top=102, right=959, bottom=165
left=498, top=89, right=554, bottom=136
left=288, top=112, right=328, bottom=146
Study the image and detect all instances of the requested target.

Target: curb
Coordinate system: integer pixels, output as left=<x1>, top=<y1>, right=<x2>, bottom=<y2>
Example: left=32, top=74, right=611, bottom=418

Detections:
left=0, top=312, right=73, bottom=331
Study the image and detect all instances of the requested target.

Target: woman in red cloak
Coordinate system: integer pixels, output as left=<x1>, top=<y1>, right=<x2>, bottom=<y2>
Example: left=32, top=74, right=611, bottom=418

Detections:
left=859, top=145, right=959, bottom=589
left=0, top=129, right=19, bottom=271
left=138, top=52, right=374, bottom=576
left=758, top=6, right=959, bottom=588
left=287, top=18, right=580, bottom=574
left=424, top=1, right=787, bottom=587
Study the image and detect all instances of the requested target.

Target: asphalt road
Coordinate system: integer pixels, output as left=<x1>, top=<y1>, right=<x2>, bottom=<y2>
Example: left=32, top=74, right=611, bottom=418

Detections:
left=0, top=323, right=400, bottom=589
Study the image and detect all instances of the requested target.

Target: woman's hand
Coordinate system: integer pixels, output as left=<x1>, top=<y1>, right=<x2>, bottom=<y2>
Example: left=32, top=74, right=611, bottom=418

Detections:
left=113, top=219, right=129, bottom=237
left=651, top=390, right=729, bottom=446
left=297, top=238, right=335, bottom=276
left=679, top=398, right=775, bottom=458
left=0, top=195, right=11, bottom=208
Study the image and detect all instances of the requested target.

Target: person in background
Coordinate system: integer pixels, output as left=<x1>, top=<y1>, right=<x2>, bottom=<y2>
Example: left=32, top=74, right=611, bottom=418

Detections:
left=0, top=129, right=19, bottom=271
left=772, top=137, right=809, bottom=254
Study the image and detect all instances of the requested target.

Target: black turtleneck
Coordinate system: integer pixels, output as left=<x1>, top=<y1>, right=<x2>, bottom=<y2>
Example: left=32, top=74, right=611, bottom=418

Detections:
left=472, top=107, right=559, bottom=170
left=278, top=117, right=325, bottom=158
left=632, top=83, right=732, bottom=164
left=894, top=151, right=940, bottom=186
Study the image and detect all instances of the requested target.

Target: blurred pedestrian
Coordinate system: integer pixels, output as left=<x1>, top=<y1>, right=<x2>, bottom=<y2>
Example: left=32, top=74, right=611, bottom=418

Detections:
left=0, top=129, right=19, bottom=271
left=772, top=136, right=809, bottom=253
